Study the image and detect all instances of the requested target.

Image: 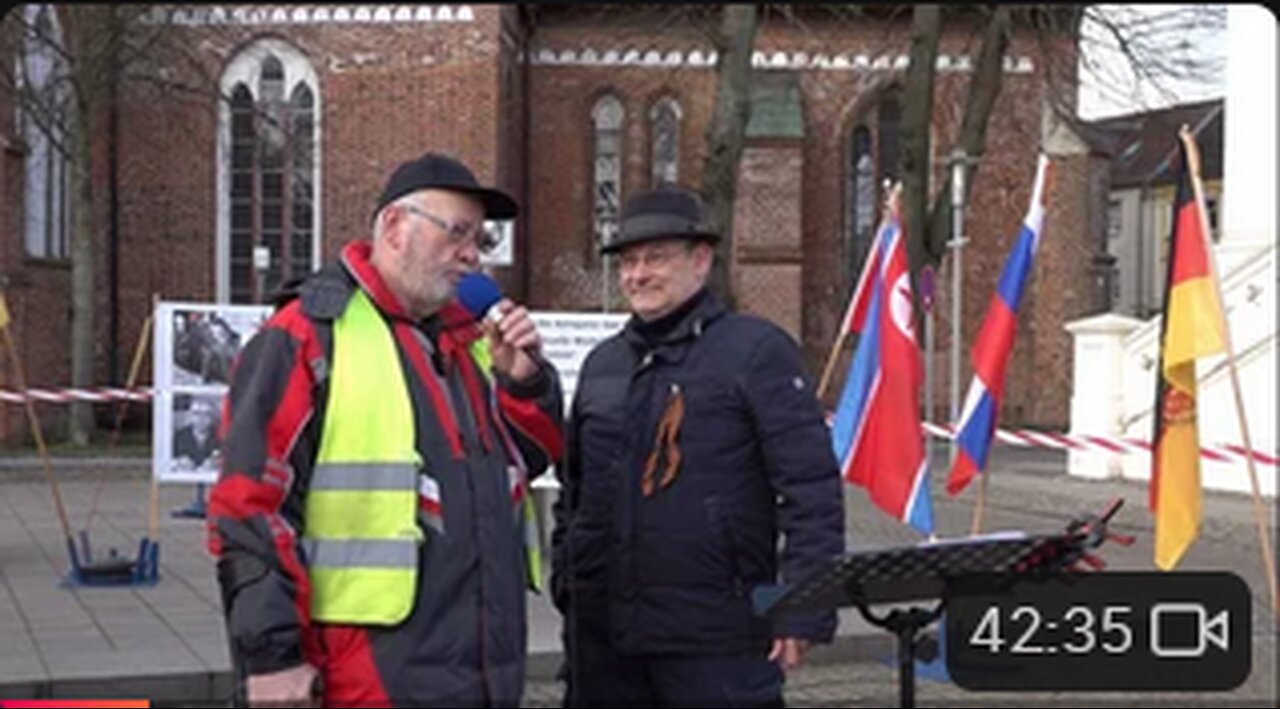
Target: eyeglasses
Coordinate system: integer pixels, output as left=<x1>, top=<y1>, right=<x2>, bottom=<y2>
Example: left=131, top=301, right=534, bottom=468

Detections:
left=400, top=203, right=500, bottom=254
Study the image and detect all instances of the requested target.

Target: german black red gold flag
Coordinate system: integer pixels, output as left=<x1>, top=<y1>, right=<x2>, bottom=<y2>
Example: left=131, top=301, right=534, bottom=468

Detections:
left=1150, top=134, right=1226, bottom=570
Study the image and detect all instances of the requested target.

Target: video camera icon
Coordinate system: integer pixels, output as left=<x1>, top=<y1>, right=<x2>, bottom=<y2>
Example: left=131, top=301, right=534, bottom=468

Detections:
left=1149, top=603, right=1231, bottom=658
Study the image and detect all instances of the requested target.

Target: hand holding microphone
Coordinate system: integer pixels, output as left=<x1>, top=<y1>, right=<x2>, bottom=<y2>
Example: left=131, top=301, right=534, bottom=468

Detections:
left=457, top=273, right=542, bottom=383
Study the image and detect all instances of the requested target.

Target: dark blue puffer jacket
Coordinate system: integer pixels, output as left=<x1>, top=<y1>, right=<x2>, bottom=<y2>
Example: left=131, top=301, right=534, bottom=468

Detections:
left=552, top=289, right=846, bottom=655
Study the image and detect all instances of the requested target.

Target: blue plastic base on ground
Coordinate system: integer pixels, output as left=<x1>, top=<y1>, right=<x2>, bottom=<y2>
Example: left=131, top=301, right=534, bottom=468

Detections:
left=60, top=537, right=161, bottom=588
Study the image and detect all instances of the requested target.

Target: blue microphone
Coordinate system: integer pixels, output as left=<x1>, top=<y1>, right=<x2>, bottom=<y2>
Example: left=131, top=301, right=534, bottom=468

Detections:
left=457, top=272, right=505, bottom=324
left=458, top=272, right=546, bottom=371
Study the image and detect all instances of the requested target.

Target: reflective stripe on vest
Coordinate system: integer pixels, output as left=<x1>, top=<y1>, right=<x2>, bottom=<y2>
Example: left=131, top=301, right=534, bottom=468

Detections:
left=304, top=289, right=422, bottom=625
left=469, top=339, right=545, bottom=593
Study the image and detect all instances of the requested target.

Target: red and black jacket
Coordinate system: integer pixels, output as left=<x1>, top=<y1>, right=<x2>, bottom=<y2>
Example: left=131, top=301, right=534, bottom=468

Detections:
left=208, top=241, right=563, bottom=707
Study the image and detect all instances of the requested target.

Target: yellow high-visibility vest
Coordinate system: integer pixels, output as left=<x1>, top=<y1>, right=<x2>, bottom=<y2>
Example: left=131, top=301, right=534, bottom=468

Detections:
left=304, top=289, right=422, bottom=624
left=302, top=290, right=543, bottom=625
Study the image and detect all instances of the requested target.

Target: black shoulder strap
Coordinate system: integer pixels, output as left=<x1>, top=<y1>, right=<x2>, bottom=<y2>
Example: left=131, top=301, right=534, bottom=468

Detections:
left=298, top=265, right=356, bottom=321
left=292, top=265, right=354, bottom=436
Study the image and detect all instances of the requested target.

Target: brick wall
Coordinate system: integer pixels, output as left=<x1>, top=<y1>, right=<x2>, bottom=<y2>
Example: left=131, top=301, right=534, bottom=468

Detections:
left=494, top=5, right=529, bottom=300
left=1, top=11, right=75, bottom=442
left=0, top=7, right=1101, bottom=443
left=734, top=142, right=804, bottom=341
left=527, top=11, right=1093, bottom=429
left=526, top=42, right=718, bottom=311
left=115, top=8, right=509, bottom=383
left=3, top=7, right=512, bottom=443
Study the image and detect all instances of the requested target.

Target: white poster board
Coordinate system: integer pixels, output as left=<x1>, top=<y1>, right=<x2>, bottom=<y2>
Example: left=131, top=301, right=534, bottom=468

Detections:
left=153, top=301, right=272, bottom=483
left=530, top=311, right=629, bottom=410
left=529, top=311, right=628, bottom=492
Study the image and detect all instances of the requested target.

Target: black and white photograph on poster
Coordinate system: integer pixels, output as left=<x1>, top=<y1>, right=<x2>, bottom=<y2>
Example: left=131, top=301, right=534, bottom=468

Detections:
left=171, top=392, right=223, bottom=477
left=153, top=300, right=271, bottom=484
left=170, top=308, right=268, bottom=386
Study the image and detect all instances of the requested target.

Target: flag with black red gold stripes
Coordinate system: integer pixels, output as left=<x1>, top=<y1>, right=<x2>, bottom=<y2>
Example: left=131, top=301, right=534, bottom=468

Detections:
left=1150, top=130, right=1226, bottom=571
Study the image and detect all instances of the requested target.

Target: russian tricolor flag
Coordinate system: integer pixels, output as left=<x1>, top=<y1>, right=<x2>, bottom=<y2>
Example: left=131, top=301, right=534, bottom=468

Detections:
left=831, top=189, right=934, bottom=534
left=946, top=155, right=1053, bottom=495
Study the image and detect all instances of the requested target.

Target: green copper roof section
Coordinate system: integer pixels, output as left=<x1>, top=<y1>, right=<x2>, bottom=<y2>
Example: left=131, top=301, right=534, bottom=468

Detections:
left=746, top=73, right=804, bottom=139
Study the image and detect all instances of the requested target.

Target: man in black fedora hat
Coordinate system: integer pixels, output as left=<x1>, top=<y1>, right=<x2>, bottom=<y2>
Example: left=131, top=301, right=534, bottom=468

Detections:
left=552, top=184, right=845, bottom=706
left=210, top=152, right=564, bottom=707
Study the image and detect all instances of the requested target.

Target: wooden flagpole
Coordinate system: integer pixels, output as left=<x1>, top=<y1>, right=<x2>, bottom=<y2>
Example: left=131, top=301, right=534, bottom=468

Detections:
left=1180, top=125, right=1278, bottom=615
left=817, top=184, right=902, bottom=400
left=83, top=300, right=155, bottom=533
left=815, top=331, right=848, bottom=401
left=0, top=293, right=75, bottom=545
left=970, top=464, right=988, bottom=534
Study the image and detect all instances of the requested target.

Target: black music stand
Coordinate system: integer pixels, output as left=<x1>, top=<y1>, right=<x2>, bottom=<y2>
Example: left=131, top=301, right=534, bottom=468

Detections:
left=754, top=500, right=1125, bottom=708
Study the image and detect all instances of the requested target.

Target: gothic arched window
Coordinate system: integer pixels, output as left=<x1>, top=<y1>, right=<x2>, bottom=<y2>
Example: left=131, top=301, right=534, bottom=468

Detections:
left=846, top=125, right=876, bottom=284
left=219, top=40, right=320, bottom=303
left=876, top=91, right=902, bottom=189
left=845, top=86, right=903, bottom=290
left=17, top=4, right=71, bottom=259
left=591, top=94, right=624, bottom=252
left=650, top=97, right=681, bottom=186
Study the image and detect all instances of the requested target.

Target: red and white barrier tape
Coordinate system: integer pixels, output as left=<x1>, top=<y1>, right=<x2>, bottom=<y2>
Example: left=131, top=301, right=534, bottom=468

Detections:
left=821, top=411, right=1276, bottom=468
left=4, top=387, right=1276, bottom=468
left=920, top=421, right=1278, bottom=468
left=0, top=387, right=153, bottom=404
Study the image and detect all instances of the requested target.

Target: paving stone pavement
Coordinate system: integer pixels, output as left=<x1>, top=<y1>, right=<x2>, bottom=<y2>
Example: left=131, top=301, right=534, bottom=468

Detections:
left=0, top=447, right=1275, bottom=707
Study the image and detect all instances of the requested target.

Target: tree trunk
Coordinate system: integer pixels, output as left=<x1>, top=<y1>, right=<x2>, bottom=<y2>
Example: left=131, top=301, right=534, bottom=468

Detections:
left=899, top=5, right=942, bottom=295
left=700, top=4, right=759, bottom=307
left=65, top=7, right=109, bottom=446
left=925, top=5, right=1012, bottom=261
left=68, top=124, right=96, bottom=445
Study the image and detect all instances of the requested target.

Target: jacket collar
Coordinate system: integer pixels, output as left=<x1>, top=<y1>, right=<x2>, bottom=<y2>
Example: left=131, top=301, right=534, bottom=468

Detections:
left=622, top=287, right=726, bottom=351
left=339, top=241, right=413, bottom=321
left=339, top=240, right=482, bottom=344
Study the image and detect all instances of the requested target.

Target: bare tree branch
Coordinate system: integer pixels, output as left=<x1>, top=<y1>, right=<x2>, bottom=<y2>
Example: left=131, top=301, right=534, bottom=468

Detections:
left=4, top=12, right=76, bottom=160
left=1076, top=4, right=1225, bottom=115
left=925, top=4, right=1011, bottom=263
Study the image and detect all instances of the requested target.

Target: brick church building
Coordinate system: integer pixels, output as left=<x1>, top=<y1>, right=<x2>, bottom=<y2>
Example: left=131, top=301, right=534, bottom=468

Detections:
left=1, top=5, right=1110, bottom=443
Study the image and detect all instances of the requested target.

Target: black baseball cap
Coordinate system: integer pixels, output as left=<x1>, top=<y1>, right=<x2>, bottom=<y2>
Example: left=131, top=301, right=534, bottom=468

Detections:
left=374, top=152, right=518, bottom=221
